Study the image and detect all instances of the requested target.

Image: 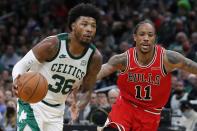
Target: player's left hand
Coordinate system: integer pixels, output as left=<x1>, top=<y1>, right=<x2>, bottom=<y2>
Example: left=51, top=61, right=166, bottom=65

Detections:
left=69, top=101, right=79, bottom=124
left=69, top=89, right=79, bottom=124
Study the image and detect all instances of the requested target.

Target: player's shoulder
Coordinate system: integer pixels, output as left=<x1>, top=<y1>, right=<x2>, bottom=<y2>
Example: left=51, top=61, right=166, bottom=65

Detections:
left=39, top=33, right=68, bottom=53
left=43, top=33, right=70, bottom=50
left=32, top=35, right=60, bottom=62
left=92, top=48, right=102, bottom=62
left=35, top=35, right=58, bottom=49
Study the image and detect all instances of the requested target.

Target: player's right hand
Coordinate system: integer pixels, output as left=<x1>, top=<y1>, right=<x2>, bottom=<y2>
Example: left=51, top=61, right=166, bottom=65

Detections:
left=12, top=75, right=21, bottom=97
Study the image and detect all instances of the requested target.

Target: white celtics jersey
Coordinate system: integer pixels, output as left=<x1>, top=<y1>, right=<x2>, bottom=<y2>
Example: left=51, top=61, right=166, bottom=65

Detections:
left=30, top=33, right=95, bottom=104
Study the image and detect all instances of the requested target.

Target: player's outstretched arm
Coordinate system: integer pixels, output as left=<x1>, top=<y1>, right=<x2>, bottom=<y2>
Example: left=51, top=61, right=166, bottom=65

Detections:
left=77, top=50, right=102, bottom=110
left=164, top=50, right=197, bottom=74
left=97, top=52, right=127, bottom=80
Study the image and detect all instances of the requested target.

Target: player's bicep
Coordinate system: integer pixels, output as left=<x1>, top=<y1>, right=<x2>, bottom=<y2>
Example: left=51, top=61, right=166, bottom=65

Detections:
left=32, top=36, right=59, bottom=62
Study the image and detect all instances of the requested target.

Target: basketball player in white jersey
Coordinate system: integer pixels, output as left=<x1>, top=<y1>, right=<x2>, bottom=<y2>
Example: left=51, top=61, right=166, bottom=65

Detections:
left=12, top=3, right=102, bottom=131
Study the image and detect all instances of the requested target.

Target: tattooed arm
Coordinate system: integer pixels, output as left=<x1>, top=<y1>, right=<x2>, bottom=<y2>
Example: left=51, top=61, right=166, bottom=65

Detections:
left=164, top=50, right=197, bottom=74
left=97, top=52, right=127, bottom=80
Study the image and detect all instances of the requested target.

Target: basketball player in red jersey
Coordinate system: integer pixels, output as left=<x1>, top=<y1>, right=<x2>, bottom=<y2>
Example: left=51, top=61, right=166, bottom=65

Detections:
left=97, top=20, right=197, bottom=131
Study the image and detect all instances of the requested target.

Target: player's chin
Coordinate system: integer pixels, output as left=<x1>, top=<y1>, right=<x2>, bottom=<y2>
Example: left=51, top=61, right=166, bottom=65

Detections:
left=140, top=48, right=151, bottom=54
left=81, top=39, right=92, bottom=44
left=80, top=41, right=91, bottom=47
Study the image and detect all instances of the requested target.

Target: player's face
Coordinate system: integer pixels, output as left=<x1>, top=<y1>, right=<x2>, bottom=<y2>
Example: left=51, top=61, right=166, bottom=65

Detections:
left=73, top=16, right=96, bottom=46
left=133, top=23, right=156, bottom=54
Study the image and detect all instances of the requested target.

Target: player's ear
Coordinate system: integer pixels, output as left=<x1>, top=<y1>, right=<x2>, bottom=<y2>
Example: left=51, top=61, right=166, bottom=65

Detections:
left=71, top=23, right=76, bottom=31
left=155, top=35, right=158, bottom=44
left=133, top=34, right=136, bottom=42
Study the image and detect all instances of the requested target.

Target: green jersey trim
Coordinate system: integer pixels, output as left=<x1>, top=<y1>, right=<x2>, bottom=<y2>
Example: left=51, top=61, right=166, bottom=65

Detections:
left=65, top=41, right=91, bottom=60
left=87, top=44, right=96, bottom=70
left=45, top=33, right=66, bottom=62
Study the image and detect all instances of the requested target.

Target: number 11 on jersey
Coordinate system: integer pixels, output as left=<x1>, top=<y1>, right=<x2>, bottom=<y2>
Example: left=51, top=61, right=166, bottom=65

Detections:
left=135, top=85, right=152, bottom=100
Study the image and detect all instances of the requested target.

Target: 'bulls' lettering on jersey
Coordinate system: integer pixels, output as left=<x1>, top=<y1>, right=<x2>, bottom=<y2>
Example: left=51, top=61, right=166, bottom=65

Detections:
left=128, top=73, right=161, bottom=85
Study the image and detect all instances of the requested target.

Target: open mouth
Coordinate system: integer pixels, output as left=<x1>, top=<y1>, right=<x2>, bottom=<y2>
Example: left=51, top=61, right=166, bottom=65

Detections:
left=142, top=44, right=150, bottom=48
left=83, top=35, right=91, bottom=39
left=140, top=43, right=151, bottom=51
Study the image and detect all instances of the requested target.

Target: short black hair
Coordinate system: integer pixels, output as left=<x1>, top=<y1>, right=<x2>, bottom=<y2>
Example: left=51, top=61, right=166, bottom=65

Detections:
left=133, top=19, right=155, bottom=34
left=67, top=3, right=100, bottom=31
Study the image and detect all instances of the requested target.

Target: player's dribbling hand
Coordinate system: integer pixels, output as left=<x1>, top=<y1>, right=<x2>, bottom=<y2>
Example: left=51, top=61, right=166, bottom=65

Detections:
left=12, top=75, right=21, bottom=97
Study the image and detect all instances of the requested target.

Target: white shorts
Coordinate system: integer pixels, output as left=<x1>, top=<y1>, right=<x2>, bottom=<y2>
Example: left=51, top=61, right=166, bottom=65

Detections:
left=17, top=99, right=65, bottom=131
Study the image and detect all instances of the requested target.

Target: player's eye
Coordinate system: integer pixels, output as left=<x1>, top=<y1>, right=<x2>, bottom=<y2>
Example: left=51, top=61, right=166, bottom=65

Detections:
left=81, top=23, right=87, bottom=26
left=91, top=24, right=96, bottom=28
left=148, top=34, right=154, bottom=37
left=139, top=33, right=145, bottom=36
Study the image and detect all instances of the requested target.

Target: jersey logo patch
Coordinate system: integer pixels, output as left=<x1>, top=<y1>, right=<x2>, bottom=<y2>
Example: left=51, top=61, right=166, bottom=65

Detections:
left=81, top=60, right=87, bottom=66
left=151, top=67, right=160, bottom=70
left=59, top=54, right=67, bottom=58
left=129, top=67, right=137, bottom=70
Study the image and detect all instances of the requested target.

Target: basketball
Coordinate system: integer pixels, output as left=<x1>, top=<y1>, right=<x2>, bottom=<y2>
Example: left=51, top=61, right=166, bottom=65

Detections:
left=17, top=71, right=48, bottom=103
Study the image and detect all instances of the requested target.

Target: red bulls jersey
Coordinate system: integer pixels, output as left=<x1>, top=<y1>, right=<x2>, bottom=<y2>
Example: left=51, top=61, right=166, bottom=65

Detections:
left=117, top=45, right=171, bottom=109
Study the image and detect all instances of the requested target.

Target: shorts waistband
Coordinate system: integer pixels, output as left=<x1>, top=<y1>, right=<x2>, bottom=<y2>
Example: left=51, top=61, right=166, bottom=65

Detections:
left=41, top=100, right=61, bottom=107
left=122, top=97, right=162, bottom=115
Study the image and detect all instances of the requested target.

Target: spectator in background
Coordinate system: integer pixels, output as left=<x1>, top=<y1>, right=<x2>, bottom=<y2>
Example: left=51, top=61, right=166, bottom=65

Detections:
left=17, top=44, right=29, bottom=58
left=89, top=92, right=98, bottom=108
left=187, top=32, right=197, bottom=62
left=4, top=90, right=13, bottom=101
left=97, top=91, right=110, bottom=109
left=180, top=100, right=197, bottom=131
left=107, top=88, right=120, bottom=108
left=78, top=92, right=98, bottom=123
left=170, top=80, right=188, bottom=115
left=168, top=32, right=190, bottom=55
left=0, top=45, right=21, bottom=71
left=86, top=89, right=111, bottom=126
left=187, top=74, right=197, bottom=111
left=116, top=41, right=131, bottom=54
left=4, top=98, right=17, bottom=131
left=1, top=70, right=11, bottom=84
left=0, top=90, right=6, bottom=117
left=178, top=69, right=193, bottom=93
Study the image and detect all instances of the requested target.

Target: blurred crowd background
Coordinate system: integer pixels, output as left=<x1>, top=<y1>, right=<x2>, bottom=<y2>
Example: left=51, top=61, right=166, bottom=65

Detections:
left=0, top=0, right=197, bottom=131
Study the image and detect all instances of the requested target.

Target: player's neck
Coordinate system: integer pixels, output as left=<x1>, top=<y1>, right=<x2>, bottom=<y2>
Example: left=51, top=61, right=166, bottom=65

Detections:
left=136, top=47, right=155, bottom=66
left=68, top=34, right=87, bottom=57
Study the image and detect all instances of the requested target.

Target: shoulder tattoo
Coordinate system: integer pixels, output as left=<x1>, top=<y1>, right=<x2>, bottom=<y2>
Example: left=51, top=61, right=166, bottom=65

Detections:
left=166, top=50, right=182, bottom=64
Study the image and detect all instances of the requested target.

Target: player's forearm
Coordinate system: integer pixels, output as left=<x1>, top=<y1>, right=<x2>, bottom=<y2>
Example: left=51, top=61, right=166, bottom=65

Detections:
left=181, top=58, right=197, bottom=75
left=97, top=64, right=116, bottom=80
left=12, top=50, right=40, bottom=80
left=77, top=90, right=92, bottom=110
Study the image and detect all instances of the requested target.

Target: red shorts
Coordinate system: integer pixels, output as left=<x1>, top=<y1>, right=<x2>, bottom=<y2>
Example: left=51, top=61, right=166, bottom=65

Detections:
left=106, top=97, right=161, bottom=131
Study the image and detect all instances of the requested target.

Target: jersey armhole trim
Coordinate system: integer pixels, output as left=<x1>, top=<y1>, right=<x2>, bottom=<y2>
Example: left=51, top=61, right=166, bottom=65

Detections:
left=87, top=45, right=96, bottom=71
left=160, top=48, right=167, bottom=76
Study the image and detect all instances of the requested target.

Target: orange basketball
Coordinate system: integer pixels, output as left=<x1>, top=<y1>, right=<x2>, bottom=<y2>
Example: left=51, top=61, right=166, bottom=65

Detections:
left=17, top=71, right=48, bottom=103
